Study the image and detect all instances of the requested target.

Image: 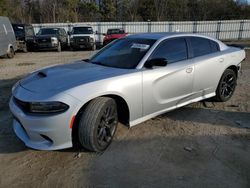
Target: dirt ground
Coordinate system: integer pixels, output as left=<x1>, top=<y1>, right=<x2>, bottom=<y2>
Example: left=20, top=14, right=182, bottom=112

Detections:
left=0, top=50, right=249, bottom=188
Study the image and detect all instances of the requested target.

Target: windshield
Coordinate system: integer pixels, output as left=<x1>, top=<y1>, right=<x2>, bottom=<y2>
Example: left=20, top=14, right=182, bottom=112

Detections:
left=38, top=28, right=58, bottom=35
left=90, top=38, right=156, bottom=69
left=12, top=25, right=25, bottom=37
left=107, top=29, right=125, bottom=35
left=72, top=27, right=93, bottom=34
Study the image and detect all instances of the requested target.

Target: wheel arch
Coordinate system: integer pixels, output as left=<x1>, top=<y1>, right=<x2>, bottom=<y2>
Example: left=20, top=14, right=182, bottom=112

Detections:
left=71, top=94, right=130, bottom=147
left=7, top=44, right=14, bottom=53
left=226, top=65, right=238, bottom=78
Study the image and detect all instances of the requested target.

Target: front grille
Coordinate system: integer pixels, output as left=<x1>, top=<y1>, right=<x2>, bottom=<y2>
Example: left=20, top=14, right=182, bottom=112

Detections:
left=37, top=38, right=51, bottom=43
left=74, top=36, right=89, bottom=44
left=13, top=97, right=30, bottom=112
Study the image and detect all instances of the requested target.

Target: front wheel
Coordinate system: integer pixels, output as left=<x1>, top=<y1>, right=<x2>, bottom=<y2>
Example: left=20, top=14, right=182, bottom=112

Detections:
left=7, top=47, right=15, bottom=58
left=78, top=97, right=118, bottom=152
left=215, top=69, right=237, bottom=102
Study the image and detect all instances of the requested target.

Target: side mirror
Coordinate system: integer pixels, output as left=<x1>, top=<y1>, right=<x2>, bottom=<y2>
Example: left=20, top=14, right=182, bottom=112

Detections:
left=144, top=58, right=168, bottom=68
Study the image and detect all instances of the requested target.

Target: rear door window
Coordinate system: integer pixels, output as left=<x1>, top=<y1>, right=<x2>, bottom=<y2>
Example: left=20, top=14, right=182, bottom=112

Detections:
left=151, top=38, right=188, bottom=63
left=189, top=37, right=220, bottom=58
left=210, top=40, right=220, bottom=53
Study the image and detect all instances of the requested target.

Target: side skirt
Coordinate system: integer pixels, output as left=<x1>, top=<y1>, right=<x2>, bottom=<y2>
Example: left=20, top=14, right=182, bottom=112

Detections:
left=129, top=92, right=215, bottom=127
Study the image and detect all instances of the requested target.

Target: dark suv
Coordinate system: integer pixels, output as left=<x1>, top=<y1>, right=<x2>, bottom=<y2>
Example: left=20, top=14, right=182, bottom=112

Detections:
left=35, top=28, right=68, bottom=52
left=12, top=24, right=35, bottom=52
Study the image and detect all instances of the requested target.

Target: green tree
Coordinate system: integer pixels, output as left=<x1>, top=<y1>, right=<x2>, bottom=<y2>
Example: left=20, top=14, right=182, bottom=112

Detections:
left=100, top=0, right=116, bottom=21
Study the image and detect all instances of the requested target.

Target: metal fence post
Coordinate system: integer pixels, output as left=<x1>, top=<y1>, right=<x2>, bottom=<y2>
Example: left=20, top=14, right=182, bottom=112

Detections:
left=216, top=21, right=221, bottom=39
left=169, top=22, right=173, bottom=32
left=193, top=21, right=197, bottom=33
left=122, top=22, right=126, bottom=32
left=238, top=20, right=244, bottom=40
left=148, top=20, right=151, bottom=33
left=97, top=22, right=101, bottom=45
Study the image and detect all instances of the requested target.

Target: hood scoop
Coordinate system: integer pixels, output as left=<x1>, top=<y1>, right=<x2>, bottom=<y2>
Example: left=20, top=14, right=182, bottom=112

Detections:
left=37, top=71, right=47, bottom=78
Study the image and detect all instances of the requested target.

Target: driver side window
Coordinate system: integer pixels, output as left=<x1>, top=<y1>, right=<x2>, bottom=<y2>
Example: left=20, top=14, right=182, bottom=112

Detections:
left=151, top=38, right=188, bottom=63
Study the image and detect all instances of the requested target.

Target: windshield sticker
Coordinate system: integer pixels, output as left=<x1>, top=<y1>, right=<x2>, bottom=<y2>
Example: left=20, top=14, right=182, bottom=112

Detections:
left=131, top=43, right=150, bottom=50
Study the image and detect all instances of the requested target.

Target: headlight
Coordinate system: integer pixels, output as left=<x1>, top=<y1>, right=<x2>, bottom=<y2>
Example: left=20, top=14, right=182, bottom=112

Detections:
left=51, top=37, right=58, bottom=44
left=29, top=102, right=69, bottom=114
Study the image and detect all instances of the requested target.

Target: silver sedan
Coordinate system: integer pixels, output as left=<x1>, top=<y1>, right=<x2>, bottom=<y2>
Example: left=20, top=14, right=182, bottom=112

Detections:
left=9, top=33, right=246, bottom=152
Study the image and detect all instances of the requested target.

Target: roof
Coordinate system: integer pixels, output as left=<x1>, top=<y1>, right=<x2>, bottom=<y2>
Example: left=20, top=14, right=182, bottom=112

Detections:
left=12, top=23, right=32, bottom=27
left=127, top=32, right=185, bottom=40
left=126, top=32, right=221, bottom=40
left=127, top=32, right=228, bottom=51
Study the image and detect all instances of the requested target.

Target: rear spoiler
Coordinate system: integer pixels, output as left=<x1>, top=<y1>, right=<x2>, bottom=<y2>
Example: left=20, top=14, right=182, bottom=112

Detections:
left=227, top=44, right=247, bottom=50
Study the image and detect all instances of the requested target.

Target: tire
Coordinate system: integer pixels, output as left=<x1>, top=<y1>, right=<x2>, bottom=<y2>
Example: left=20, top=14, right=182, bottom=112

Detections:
left=7, top=47, right=15, bottom=58
left=57, top=42, right=61, bottom=52
left=78, top=97, right=118, bottom=152
left=215, top=69, right=237, bottom=102
left=23, top=43, right=28, bottom=53
left=91, top=43, right=96, bottom=51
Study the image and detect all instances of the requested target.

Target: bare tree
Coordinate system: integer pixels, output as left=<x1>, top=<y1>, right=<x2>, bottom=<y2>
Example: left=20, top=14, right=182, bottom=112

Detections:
left=153, top=0, right=168, bottom=21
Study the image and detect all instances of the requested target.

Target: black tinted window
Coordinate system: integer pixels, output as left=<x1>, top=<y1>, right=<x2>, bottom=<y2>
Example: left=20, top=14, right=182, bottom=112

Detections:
left=72, top=27, right=93, bottom=34
left=25, top=27, right=34, bottom=36
left=151, top=38, right=188, bottom=63
left=38, top=28, right=59, bottom=35
left=189, top=37, right=219, bottom=57
left=210, top=40, right=220, bottom=52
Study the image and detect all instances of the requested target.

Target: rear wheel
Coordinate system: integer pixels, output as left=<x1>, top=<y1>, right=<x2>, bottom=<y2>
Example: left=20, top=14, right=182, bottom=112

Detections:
left=215, top=69, right=237, bottom=102
left=91, top=43, right=96, bottom=51
left=23, top=43, right=28, bottom=53
left=7, top=47, right=15, bottom=58
left=78, top=97, right=118, bottom=152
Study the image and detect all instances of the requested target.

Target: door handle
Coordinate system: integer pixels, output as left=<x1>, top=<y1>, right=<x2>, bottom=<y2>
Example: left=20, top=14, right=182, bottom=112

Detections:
left=186, top=67, right=193, bottom=73
left=219, top=58, right=224, bottom=63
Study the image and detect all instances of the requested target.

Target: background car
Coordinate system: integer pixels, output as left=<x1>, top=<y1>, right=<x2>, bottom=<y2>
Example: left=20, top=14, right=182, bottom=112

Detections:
left=9, top=33, right=245, bottom=152
left=0, top=16, right=17, bottom=58
left=103, top=28, right=128, bottom=46
left=69, top=26, right=96, bottom=51
left=34, top=27, right=68, bottom=52
left=12, top=23, right=36, bottom=52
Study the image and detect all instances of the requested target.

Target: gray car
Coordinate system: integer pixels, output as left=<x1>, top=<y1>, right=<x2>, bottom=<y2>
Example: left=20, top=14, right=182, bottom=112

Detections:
left=9, top=33, right=246, bottom=152
left=0, top=16, right=17, bottom=58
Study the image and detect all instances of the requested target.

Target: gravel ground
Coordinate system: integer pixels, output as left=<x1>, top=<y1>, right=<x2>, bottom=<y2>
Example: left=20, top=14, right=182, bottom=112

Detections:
left=0, top=50, right=249, bottom=188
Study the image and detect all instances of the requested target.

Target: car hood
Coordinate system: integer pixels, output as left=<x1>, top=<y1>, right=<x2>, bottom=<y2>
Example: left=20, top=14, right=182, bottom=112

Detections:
left=20, top=60, right=135, bottom=93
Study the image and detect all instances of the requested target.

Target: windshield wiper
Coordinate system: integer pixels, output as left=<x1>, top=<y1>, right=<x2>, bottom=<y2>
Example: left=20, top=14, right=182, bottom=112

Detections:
left=90, top=61, right=108, bottom=67
left=82, top=59, right=90, bottom=62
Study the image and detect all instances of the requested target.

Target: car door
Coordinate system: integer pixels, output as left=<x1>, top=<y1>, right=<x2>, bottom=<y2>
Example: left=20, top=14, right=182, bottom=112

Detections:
left=142, top=37, right=195, bottom=117
left=187, top=37, right=225, bottom=98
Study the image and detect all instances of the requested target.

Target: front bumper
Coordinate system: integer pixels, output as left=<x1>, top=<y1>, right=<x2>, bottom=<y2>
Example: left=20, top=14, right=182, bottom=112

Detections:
left=9, top=95, right=77, bottom=150
left=70, top=41, right=94, bottom=49
left=34, top=42, right=58, bottom=50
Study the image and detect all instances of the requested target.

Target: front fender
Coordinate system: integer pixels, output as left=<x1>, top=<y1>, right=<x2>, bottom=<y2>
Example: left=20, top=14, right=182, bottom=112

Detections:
left=65, top=72, right=143, bottom=123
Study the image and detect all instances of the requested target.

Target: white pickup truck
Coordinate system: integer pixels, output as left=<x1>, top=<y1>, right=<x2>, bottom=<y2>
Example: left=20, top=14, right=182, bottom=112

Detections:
left=69, top=26, right=96, bottom=51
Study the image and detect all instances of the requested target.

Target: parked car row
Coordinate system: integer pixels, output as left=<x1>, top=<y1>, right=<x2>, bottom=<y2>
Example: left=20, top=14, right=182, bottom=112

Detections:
left=0, top=16, right=129, bottom=58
